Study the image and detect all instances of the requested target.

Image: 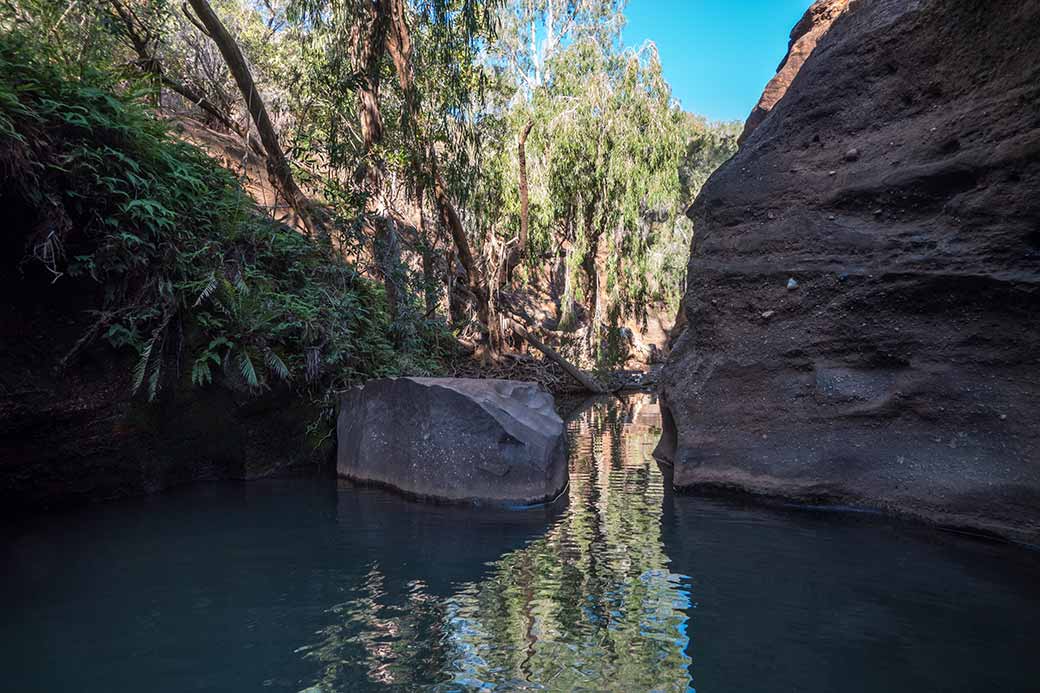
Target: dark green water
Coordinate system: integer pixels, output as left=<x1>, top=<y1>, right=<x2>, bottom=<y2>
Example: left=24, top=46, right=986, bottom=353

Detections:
left=3, top=394, right=1039, bottom=692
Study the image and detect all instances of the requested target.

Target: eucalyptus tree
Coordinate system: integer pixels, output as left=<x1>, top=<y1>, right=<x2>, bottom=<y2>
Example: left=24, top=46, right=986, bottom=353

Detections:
left=183, top=0, right=322, bottom=237
left=280, top=0, right=500, bottom=355
left=492, top=0, right=624, bottom=97
left=542, top=39, right=694, bottom=349
left=489, top=0, right=625, bottom=284
left=17, top=0, right=736, bottom=374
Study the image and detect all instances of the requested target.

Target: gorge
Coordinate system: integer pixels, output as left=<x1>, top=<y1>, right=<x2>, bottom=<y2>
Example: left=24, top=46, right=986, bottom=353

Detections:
left=1, top=0, right=1039, bottom=690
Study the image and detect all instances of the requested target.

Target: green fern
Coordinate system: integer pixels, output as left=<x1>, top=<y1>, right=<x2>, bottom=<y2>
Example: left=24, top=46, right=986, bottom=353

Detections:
left=238, top=351, right=259, bottom=389
left=131, top=332, right=157, bottom=396
left=264, top=348, right=291, bottom=382
left=0, top=29, right=450, bottom=413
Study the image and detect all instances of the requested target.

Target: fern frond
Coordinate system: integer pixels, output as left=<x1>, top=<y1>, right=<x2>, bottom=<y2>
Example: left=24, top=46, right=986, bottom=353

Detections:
left=238, top=351, right=259, bottom=389
left=147, top=355, right=162, bottom=401
left=131, top=333, right=156, bottom=394
left=191, top=358, right=212, bottom=387
left=193, top=271, right=218, bottom=307
left=264, top=348, right=291, bottom=381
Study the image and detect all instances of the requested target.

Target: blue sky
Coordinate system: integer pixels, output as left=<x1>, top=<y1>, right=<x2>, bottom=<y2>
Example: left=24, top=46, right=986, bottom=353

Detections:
left=623, top=0, right=811, bottom=123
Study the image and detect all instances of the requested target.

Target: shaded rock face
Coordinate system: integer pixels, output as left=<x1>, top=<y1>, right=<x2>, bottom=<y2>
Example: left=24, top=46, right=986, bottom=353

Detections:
left=739, top=0, right=849, bottom=145
left=0, top=363, right=329, bottom=510
left=337, top=378, right=567, bottom=505
left=0, top=209, right=329, bottom=511
left=659, top=0, right=1040, bottom=541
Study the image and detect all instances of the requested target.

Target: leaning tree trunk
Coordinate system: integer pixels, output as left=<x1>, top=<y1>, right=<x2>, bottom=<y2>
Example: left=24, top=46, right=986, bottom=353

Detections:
left=434, top=173, right=489, bottom=327
left=109, top=0, right=247, bottom=140
left=184, top=0, right=320, bottom=237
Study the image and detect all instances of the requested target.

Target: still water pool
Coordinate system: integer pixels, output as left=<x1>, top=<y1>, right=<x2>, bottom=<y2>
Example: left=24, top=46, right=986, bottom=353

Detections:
left=3, top=395, right=1039, bottom=692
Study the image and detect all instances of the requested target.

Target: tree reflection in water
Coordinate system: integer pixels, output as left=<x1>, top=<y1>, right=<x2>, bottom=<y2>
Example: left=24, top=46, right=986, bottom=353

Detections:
left=302, top=394, right=692, bottom=692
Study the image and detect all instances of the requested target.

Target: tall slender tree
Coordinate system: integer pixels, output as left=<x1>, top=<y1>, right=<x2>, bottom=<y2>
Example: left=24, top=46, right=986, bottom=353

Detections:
left=184, top=0, right=321, bottom=237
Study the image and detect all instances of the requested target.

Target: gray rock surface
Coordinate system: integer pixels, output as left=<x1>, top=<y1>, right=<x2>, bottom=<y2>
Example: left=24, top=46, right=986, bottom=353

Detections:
left=337, top=378, right=567, bottom=505
left=659, top=0, right=1040, bottom=542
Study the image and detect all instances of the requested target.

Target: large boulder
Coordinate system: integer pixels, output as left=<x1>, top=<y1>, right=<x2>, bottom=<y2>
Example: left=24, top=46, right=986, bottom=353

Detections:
left=659, top=0, right=1040, bottom=541
left=337, top=378, right=567, bottom=505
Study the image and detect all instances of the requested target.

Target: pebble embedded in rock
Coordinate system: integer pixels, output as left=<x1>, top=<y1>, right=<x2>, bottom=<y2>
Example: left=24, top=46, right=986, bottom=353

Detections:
left=845, top=148, right=860, bottom=162
left=786, top=278, right=799, bottom=290
left=762, top=310, right=776, bottom=319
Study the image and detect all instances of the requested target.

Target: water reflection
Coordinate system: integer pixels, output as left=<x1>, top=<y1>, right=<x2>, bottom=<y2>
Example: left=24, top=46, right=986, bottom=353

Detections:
left=300, top=569, right=455, bottom=690
left=304, top=394, right=693, bottom=691
left=439, top=394, right=690, bottom=691
left=7, top=395, right=1040, bottom=692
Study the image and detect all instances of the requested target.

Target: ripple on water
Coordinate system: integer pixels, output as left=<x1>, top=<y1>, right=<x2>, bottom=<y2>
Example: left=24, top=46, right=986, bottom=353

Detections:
left=3, top=394, right=1040, bottom=692
left=301, top=394, right=693, bottom=692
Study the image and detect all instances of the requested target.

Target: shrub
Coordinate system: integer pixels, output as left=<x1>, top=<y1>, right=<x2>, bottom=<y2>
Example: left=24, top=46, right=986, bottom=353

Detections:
left=0, top=33, right=446, bottom=412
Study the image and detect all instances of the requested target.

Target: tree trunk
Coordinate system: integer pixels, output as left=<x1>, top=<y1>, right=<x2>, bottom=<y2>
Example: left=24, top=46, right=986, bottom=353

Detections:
left=357, top=1, right=389, bottom=153
left=374, top=219, right=401, bottom=324
left=580, top=197, right=601, bottom=351
left=415, top=184, right=439, bottom=318
left=108, top=1, right=266, bottom=156
left=504, top=119, right=534, bottom=285
left=589, top=214, right=610, bottom=353
left=183, top=0, right=320, bottom=237
left=434, top=173, right=489, bottom=329
left=384, top=0, right=419, bottom=135
left=352, top=1, right=399, bottom=321
left=381, top=0, right=491, bottom=349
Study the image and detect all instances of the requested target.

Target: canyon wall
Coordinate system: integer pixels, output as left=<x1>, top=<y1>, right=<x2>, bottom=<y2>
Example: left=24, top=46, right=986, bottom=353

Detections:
left=658, top=0, right=1040, bottom=541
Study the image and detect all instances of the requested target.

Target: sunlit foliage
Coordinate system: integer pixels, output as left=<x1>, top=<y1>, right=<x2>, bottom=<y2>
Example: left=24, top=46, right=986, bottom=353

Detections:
left=0, top=27, right=447, bottom=409
left=1, top=0, right=738, bottom=390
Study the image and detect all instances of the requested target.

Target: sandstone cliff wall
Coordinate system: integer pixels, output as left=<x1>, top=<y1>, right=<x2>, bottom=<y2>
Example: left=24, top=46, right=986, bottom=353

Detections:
left=659, top=0, right=1040, bottom=541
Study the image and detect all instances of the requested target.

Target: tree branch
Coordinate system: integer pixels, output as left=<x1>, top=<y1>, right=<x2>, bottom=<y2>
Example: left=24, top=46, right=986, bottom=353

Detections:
left=183, top=0, right=324, bottom=238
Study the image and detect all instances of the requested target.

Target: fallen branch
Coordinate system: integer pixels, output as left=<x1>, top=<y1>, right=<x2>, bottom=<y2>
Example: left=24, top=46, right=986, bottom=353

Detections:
left=506, top=317, right=606, bottom=394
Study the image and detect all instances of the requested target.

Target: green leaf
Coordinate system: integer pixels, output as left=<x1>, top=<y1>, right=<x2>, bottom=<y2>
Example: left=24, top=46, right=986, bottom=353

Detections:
left=264, top=349, right=291, bottom=381
left=131, top=333, right=157, bottom=395
left=238, top=351, right=259, bottom=389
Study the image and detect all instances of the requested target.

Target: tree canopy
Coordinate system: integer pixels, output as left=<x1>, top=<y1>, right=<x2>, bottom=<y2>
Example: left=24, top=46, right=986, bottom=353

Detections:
left=1, top=0, right=738, bottom=396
